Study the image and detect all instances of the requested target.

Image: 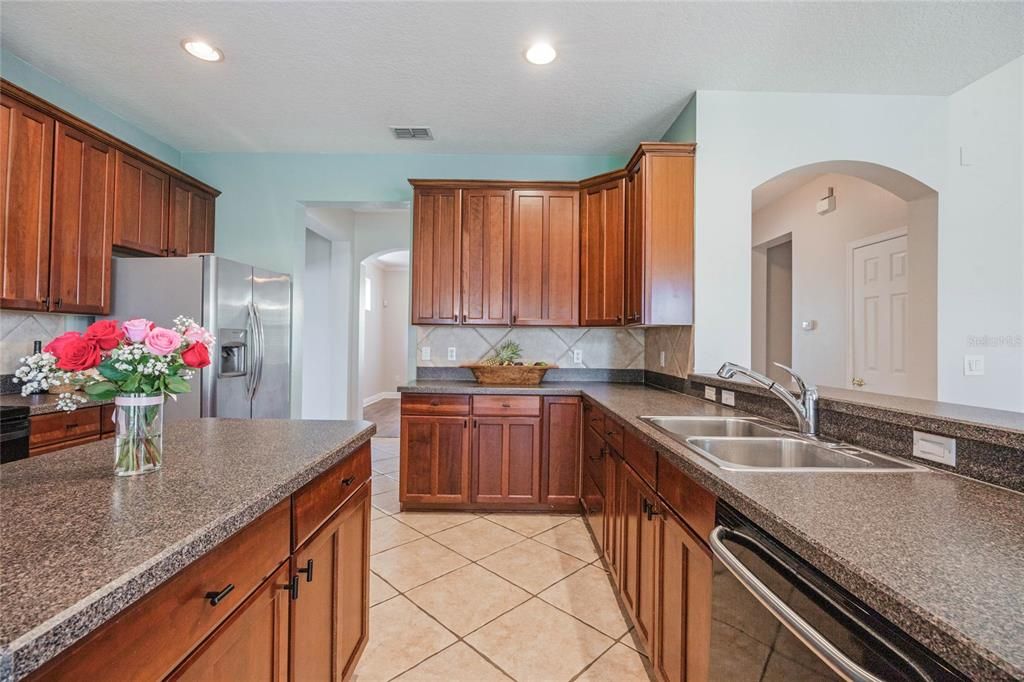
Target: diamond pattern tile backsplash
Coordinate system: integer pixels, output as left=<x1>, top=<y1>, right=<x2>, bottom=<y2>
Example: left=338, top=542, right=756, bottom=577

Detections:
left=416, top=326, right=646, bottom=370
left=0, top=312, right=92, bottom=375
left=644, top=326, right=694, bottom=379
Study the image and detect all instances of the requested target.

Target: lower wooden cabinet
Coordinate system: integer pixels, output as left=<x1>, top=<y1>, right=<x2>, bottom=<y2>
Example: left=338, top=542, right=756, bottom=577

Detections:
left=472, top=416, right=542, bottom=505
left=29, top=406, right=103, bottom=456
left=292, top=483, right=371, bottom=681
left=542, top=396, right=581, bottom=507
left=400, top=414, right=471, bottom=505
left=618, top=461, right=659, bottom=651
left=170, top=563, right=291, bottom=682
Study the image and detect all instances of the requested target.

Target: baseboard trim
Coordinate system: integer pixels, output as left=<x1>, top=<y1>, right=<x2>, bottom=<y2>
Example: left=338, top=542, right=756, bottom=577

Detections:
left=363, top=391, right=400, bottom=407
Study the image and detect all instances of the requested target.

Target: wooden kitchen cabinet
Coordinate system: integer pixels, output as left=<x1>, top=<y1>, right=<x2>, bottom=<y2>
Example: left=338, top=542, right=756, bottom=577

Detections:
left=472, top=416, right=543, bottom=505
left=510, top=189, right=579, bottom=326
left=461, top=188, right=511, bottom=325
left=542, top=396, right=581, bottom=507
left=400, top=414, right=471, bottom=505
left=580, top=178, right=625, bottom=326
left=50, top=121, right=115, bottom=315
left=170, top=563, right=291, bottom=682
left=113, top=150, right=169, bottom=255
left=168, top=178, right=216, bottom=256
left=411, top=188, right=461, bottom=324
left=0, top=93, right=53, bottom=311
left=624, top=163, right=644, bottom=325
left=618, top=460, right=659, bottom=652
left=291, top=483, right=371, bottom=682
left=654, top=506, right=713, bottom=682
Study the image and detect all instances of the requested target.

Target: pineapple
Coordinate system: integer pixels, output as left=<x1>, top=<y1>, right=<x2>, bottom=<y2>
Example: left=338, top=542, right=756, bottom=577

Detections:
left=483, top=340, right=523, bottom=366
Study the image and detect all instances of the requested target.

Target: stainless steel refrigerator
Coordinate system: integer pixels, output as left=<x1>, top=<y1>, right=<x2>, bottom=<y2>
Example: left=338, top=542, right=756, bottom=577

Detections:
left=109, top=255, right=292, bottom=423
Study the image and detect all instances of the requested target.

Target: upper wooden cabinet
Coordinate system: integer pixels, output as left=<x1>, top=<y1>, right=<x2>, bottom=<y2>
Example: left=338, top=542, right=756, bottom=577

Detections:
left=580, top=178, right=625, bottom=326
left=461, top=188, right=511, bottom=325
left=624, top=164, right=644, bottom=325
left=0, top=94, right=53, bottom=311
left=50, top=122, right=115, bottom=315
left=168, top=179, right=216, bottom=256
left=113, top=150, right=169, bottom=255
left=412, top=189, right=461, bottom=324
left=511, top=189, right=580, bottom=326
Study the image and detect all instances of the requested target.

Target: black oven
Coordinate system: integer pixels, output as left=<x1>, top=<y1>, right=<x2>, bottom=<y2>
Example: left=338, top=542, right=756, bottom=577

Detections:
left=1, top=405, right=31, bottom=463
left=709, top=503, right=966, bottom=681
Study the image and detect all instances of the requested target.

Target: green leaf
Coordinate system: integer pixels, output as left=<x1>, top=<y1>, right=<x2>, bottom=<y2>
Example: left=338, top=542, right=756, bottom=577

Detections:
left=84, top=381, right=117, bottom=396
left=97, top=361, right=129, bottom=382
left=122, top=374, right=141, bottom=392
left=165, top=375, right=192, bottom=393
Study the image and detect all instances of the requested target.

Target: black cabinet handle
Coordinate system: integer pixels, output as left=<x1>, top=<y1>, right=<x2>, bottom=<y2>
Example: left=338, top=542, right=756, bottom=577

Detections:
left=341, top=476, right=356, bottom=487
left=298, top=558, right=314, bottom=582
left=501, top=402, right=511, bottom=408
left=430, top=399, right=440, bottom=406
left=204, top=583, right=235, bottom=606
left=282, top=575, right=299, bottom=600
left=54, top=298, right=63, bottom=309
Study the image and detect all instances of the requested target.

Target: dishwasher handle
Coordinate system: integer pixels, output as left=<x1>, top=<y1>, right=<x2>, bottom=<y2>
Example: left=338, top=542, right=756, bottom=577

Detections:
left=710, top=526, right=884, bottom=682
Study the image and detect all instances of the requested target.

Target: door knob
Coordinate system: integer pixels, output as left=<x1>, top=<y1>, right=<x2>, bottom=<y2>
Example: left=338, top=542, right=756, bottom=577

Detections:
left=852, top=378, right=865, bottom=387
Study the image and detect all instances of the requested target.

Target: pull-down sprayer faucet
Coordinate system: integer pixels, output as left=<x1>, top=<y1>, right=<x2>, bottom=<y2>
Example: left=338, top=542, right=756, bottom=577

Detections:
left=717, top=362, right=819, bottom=436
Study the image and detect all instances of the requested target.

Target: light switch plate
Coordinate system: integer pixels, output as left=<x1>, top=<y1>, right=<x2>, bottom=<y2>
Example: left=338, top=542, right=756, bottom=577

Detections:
left=704, top=386, right=716, bottom=401
left=447, top=347, right=457, bottom=361
left=963, top=355, right=984, bottom=376
left=913, top=430, right=956, bottom=466
left=722, top=390, right=736, bottom=407
left=572, top=349, right=583, bottom=364
left=421, top=347, right=431, bottom=361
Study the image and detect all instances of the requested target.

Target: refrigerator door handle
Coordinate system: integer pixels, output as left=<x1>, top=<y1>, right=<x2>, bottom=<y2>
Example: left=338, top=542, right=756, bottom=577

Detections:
left=251, top=302, right=265, bottom=399
left=245, top=302, right=259, bottom=400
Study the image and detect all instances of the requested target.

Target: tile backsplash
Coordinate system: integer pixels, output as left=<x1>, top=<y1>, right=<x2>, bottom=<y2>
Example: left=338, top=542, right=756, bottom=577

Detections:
left=0, top=311, right=92, bottom=376
left=643, top=326, right=693, bottom=379
left=415, top=326, right=645, bottom=370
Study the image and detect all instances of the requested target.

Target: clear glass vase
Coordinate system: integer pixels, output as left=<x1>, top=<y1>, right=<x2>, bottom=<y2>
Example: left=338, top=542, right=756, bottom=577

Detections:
left=113, top=394, right=164, bottom=476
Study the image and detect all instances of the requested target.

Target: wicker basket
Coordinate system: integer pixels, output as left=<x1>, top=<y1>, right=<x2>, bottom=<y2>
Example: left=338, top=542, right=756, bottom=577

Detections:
left=464, top=364, right=555, bottom=385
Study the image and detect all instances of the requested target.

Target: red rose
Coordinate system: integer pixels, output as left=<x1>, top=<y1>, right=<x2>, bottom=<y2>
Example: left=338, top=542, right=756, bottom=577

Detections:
left=54, top=337, right=101, bottom=371
left=83, top=319, right=124, bottom=351
left=181, top=342, right=211, bottom=369
left=44, top=331, right=82, bottom=356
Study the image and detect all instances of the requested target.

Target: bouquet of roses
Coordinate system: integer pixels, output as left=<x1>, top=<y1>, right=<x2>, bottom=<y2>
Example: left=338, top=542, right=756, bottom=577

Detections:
left=15, top=316, right=215, bottom=411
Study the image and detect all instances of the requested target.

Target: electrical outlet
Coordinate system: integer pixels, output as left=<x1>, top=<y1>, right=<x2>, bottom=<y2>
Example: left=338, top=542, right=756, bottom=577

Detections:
left=447, top=347, right=457, bottom=361
left=659, top=351, right=666, bottom=368
left=913, top=431, right=956, bottom=466
left=704, top=386, right=716, bottom=401
left=421, top=347, right=431, bottom=361
left=722, top=390, right=736, bottom=407
left=572, top=349, right=583, bottom=364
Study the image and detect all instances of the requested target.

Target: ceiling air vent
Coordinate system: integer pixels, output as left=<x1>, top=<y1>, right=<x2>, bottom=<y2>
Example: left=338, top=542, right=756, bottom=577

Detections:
left=390, top=126, right=433, bottom=140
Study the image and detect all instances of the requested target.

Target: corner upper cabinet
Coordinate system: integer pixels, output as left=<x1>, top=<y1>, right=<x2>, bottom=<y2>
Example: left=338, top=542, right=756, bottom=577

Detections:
left=168, top=179, right=216, bottom=256
left=510, top=189, right=579, bottom=326
left=625, top=144, right=695, bottom=325
left=113, top=150, right=170, bottom=255
left=50, top=122, right=115, bottom=315
left=0, top=94, right=53, bottom=311
left=412, top=188, right=461, bottom=324
left=580, top=177, right=625, bottom=326
left=461, top=188, right=511, bottom=325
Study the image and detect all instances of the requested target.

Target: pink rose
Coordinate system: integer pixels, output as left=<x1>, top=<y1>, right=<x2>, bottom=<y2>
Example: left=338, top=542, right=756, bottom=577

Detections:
left=122, top=318, right=154, bottom=343
left=143, top=327, right=182, bottom=356
left=184, top=323, right=214, bottom=346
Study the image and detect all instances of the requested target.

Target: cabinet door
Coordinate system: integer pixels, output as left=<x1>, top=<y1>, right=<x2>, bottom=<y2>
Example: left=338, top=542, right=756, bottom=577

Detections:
left=580, top=179, right=625, bottom=326
left=654, top=509, right=712, bottom=682
left=618, top=463, right=658, bottom=650
left=291, top=483, right=371, bottom=682
left=50, top=122, right=114, bottom=314
left=0, top=95, right=53, bottom=311
left=168, top=179, right=191, bottom=256
left=603, top=450, right=619, bottom=579
left=400, top=415, right=470, bottom=504
left=169, top=564, right=290, bottom=682
left=189, top=188, right=215, bottom=254
left=412, top=189, right=460, bottom=324
left=645, top=152, right=695, bottom=325
left=510, top=189, right=579, bottom=325
left=624, top=163, right=644, bottom=325
left=473, top=416, right=542, bottom=505
left=112, top=150, right=169, bottom=255
left=542, top=396, right=580, bottom=507
left=461, top=188, right=511, bottom=325
left=580, top=469, right=604, bottom=548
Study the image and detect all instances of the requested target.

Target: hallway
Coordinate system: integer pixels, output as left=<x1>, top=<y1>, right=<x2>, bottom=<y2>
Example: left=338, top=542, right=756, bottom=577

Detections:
left=363, top=399, right=400, bottom=438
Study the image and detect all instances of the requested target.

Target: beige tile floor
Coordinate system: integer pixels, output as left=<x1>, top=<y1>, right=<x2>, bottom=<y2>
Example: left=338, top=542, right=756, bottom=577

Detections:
left=356, top=437, right=654, bottom=682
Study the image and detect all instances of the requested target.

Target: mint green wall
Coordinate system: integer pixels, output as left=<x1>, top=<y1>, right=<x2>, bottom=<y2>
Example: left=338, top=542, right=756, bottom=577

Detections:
left=661, top=94, right=697, bottom=143
left=181, top=152, right=626, bottom=275
left=1, top=49, right=184, bottom=167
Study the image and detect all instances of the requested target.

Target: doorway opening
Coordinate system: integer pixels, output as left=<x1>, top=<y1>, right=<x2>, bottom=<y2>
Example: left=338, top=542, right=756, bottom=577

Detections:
left=358, top=250, right=409, bottom=436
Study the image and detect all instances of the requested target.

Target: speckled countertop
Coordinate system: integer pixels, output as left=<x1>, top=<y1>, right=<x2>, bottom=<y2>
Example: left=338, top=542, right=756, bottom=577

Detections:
left=0, top=392, right=112, bottom=415
left=401, top=380, right=1024, bottom=680
left=0, top=418, right=375, bottom=681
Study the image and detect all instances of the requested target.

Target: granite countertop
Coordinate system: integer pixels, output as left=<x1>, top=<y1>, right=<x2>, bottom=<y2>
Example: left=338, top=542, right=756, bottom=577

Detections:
left=0, top=392, right=113, bottom=416
left=0, top=418, right=376, bottom=681
left=400, top=380, right=1024, bottom=679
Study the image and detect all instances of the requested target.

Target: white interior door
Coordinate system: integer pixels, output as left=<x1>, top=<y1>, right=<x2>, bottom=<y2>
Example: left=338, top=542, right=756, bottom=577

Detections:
left=851, top=235, right=909, bottom=394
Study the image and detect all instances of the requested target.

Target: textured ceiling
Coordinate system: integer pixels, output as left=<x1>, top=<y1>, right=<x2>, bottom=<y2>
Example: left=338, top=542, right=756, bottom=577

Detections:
left=2, top=1, right=1022, bottom=154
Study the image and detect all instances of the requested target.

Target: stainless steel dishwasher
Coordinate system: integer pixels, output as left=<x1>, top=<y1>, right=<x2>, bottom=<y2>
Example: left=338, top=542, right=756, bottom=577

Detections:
left=709, top=503, right=965, bottom=681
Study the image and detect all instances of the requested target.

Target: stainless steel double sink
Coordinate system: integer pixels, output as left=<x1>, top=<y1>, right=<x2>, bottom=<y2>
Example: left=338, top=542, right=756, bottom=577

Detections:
left=641, top=416, right=926, bottom=472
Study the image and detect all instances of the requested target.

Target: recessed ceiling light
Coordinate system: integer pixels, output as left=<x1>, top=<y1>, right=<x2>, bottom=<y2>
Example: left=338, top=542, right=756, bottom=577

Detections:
left=525, top=42, right=557, bottom=65
left=181, top=39, right=223, bottom=62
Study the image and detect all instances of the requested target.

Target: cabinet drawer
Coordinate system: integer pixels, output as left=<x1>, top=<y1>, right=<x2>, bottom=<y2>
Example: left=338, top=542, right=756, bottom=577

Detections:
left=32, top=499, right=290, bottom=681
left=623, top=431, right=657, bottom=489
left=100, top=403, right=116, bottom=435
left=29, top=406, right=101, bottom=449
left=657, top=459, right=717, bottom=542
left=30, top=434, right=100, bottom=456
left=293, top=442, right=371, bottom=549
left=401, top=394, right=470, bottom=416
left=584, top=402, right=605, bottom=436
left=472, top=395, right=541, bottom=417
left=602, top=415, right=624, bottom=453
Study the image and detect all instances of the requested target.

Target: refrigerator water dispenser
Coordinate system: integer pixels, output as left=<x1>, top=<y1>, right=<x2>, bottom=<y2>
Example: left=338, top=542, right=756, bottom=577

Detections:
left=219, top=328, right=248, bottom=377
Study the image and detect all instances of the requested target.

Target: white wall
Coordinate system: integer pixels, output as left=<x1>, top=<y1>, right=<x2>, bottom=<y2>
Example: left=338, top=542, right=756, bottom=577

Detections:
left=358, top=262, right=385, bottom=404
left=694, top=56, right=1023, bottom=410
left=381, top=268, right=410, bottom=392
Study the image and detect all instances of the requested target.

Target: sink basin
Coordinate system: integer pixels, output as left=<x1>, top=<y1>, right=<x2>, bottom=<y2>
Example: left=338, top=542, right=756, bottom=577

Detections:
left=684, top=437, right=926, bottom=472
left=641, top=416, right=786, bottom=439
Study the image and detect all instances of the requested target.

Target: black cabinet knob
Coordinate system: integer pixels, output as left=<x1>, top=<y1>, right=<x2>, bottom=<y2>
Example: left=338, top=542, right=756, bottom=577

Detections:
left=204, top=583, right=235, bottom=606
left=341, top=476, right=356, bottom=487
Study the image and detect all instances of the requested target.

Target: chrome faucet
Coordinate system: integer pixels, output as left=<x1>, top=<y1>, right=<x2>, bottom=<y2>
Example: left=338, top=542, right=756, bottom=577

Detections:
left=717, top=362, right=819, bottom=436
